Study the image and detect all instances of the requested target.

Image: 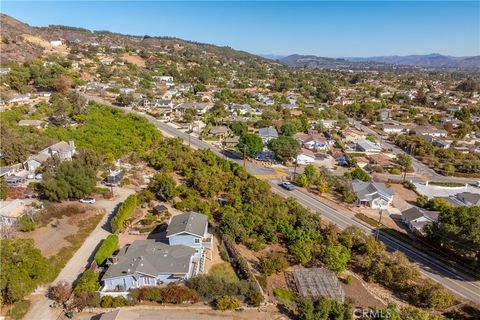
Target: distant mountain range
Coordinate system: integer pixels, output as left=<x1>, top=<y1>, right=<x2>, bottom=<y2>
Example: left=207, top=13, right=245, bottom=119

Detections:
left=274, top=53, right=480, bottom=71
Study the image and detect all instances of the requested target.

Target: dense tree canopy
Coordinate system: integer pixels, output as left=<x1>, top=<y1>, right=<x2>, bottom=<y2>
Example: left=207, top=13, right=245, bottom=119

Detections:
left=0, top=239, right=49, bottom=304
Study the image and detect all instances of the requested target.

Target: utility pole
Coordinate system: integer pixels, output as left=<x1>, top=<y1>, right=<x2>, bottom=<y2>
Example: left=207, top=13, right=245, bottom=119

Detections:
left=243, top=146, right=247, bottom=169
left=375, top=210, right=383, bottom=240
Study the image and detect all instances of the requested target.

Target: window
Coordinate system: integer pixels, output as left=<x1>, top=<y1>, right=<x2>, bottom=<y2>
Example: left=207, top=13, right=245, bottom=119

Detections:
left=194, top=238, right=200, bottom=244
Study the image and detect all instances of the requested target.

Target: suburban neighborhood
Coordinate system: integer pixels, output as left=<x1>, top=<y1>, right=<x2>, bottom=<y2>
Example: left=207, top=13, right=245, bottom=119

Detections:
left=0, top=7, right=479, bottom=320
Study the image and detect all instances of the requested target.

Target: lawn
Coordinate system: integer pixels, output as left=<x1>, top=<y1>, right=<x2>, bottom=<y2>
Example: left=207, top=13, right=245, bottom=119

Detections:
left=209, top=262, right=239, bottom=282
left=7, top=300, right=31, bottom=320
left=273, top=288, right=296, bottom=305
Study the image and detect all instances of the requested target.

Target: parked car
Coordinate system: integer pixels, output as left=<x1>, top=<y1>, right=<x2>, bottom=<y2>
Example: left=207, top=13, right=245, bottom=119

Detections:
left=80, top=198, right=96, bottom=204
left=279, top=182, right=296, bottom=191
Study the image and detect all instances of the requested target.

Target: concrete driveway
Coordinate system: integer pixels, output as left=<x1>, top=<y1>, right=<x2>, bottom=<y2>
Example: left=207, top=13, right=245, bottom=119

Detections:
left=25, top=187, right=134, bottom=320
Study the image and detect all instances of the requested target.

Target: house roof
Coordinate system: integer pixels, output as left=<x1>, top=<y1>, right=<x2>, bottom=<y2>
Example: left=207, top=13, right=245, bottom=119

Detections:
left=209, top=126, right=229, bottom=134
left=456, top=192, right=480, bottom=206
left=258, top=126, right=278, bottom=138
left=99, top=310, right=140, bottom=320
left=166, top=211, right=208, bottom=237
left=153, top=204, right=168, bottom=213
left=102, top=240, right=195, bottom=280
left=356, top=139, right=381, bottom=152
left=413, top=125, right=448, bottom=135
left=401, top=206, right=438, bottom=223
left=351, top=180, right=394, bottom=201
left=48, top=141, right=75, bottom=153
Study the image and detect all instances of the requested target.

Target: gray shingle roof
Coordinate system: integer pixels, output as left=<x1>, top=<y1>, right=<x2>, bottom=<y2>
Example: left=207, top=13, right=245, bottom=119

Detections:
left=351, top=180, right=394, bottom=201
left=258, top=126, right=278, bottom=138
left=166, top=211, right=208, bottom=237
left=102, top=240, right=195, bottom=280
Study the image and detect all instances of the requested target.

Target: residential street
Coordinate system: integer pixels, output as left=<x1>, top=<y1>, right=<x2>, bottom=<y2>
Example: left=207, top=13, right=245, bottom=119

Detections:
left=25, top=187, right=134, bottom=320
left=83, top=94, right=478, bottom=303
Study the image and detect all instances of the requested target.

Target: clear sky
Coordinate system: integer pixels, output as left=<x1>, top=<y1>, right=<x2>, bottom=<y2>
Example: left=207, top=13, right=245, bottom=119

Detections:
left=2, top=1, right=479, bottom=57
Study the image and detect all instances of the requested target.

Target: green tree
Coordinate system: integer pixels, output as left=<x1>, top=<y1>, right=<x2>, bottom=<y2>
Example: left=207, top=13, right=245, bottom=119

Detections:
left=94, top=235, right=119, bottom=266
left=268, top=136, right=301, bottom=163
left=0, top=239, right=49, bottom=303
left=237, top=133, right=263, bottom=157
left=396, top=153, right=412, bottom=182
left=259, top=251, right=289, bottom=276
left=295, top=174, right=308, bottom=187
left=149, top=172, right=178, bottom=201
left=74, top=269, right=99, bottom=293
left=281, top=123, right=297, bottom=136
left=17, top=216, right=36, bottom=232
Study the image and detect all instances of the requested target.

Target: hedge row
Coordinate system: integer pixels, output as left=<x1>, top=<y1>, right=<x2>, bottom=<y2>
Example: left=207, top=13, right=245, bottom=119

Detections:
left=94, top=234, right=119, bottom=266
left=110, top=195, right=137, bottom=233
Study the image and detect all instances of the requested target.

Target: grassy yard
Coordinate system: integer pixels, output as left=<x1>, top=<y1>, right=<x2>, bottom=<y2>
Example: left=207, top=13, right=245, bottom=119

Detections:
left=47, top=213, right=103, bottom=281
left=209, top=262, right=239, bottom=282
left=273, top=288, right=296, bottom=306
left=7, top=300, right=31, bottom=320
left=429, top=181, right=465, bottom=187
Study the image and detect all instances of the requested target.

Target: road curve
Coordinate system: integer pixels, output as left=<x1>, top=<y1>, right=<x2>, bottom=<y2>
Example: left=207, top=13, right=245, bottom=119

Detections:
left=83, top=94, right=480, bottom=303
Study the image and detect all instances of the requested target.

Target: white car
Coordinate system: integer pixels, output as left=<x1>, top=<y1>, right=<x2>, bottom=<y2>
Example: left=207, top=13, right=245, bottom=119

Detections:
left=80, top=198, right=96, bottom=204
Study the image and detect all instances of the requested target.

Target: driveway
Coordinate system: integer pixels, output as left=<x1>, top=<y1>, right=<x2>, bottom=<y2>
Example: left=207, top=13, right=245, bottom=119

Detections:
left=25, top=187, right=134, bottom=320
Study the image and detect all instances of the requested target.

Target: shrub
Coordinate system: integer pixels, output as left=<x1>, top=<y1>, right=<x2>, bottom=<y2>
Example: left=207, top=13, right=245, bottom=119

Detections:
left=345, top=275, right=353, bottom=285
left=130, top=285, right=198, bottom=304
left=121, top=177, right=131, bottom=186
left=94, top=234, right=118, bottom=265
left=7, top=300, right=31, bottom=320
left=295, top=174, right=308, bottom=187
left=259, top=251, right=289, bottom=276
left=17, top=215, right=36, bottom=232
left=110, top=194, right=137, bottom=233
left=215, top=295, right=241, bottom=310
left=273, top=288, right=296, bottom=305
left=100, top=295, right=134, bottom=308
left=390, top=168, right=401, bottom=175
left=49, top=281, right=72, bottom=305
left=74, top=269, right=99, bottom=293
left=72, top=292, right=101, bottom=310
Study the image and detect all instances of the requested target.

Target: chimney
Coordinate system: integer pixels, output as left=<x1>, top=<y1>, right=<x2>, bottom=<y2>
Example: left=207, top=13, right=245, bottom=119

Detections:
left=111, top=256, right=118, bottom=264
left=69, top=140, right=75, bottom=148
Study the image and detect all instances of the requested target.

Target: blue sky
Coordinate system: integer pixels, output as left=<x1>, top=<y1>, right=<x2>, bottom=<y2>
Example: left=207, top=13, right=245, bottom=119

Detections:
left=2, top=1, right=479, bottom=57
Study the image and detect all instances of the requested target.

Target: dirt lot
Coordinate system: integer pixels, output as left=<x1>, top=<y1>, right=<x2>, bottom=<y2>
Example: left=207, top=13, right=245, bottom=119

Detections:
left=121, top=53, right=146, bottom=67
left=17, top=203, right=103, bottom=257
left=341, top=272, right=387, bottom=309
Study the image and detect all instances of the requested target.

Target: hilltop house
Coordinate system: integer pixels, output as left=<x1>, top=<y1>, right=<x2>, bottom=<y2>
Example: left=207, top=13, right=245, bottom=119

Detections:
left=294, top=131, right=327, bottom=150
left=101, top=211, right=212, bottom=294
left=401, top=206, right=439, bottom=236
left=23, top=141, right=76, bottom=172
left=0, top=200, right=26, bottom=227
left=258, top=126, right=278, bottom=144
left=296, top=149, right=316, bottom=165
left=208, top=126, right=229, bottom=140
left=350, top=180, right=395, bottom=209
left=413, top=125, right=448, bottom=138
left=100, top=241, right=197, bottom=293
left=166, top=211, right=213, bottom=261
left=356, top=139, right=382, bottom=153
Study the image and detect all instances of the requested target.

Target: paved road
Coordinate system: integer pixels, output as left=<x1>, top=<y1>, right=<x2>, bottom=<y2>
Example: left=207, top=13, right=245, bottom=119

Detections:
left=351, top=119, right=478, bottom=184
left=83, top=94, right=480, bottom=303
left=25, top=188, right=134, bottom=320
left=269, top=181, right=480, bottom=303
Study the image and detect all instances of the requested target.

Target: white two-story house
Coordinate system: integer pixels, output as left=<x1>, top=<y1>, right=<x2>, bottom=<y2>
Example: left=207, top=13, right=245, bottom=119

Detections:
left=100, top=211, right=212, bottom=295
left=167, top=211, right=213, bottom=263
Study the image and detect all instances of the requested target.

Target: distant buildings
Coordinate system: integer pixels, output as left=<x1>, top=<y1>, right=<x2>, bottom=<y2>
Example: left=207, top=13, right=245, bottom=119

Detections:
left=356, top=139, right=381, bottom=153
left=23, top=141, right=76, bottom=172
